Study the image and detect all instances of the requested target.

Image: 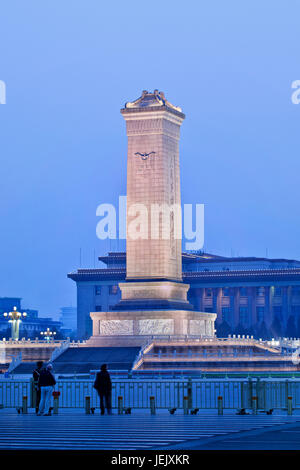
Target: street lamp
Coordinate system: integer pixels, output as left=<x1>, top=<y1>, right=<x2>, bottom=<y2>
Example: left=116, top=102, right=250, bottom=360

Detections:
left=3, top=307, right=27, bottom=341
left=40, top=328, right=57, bottom=343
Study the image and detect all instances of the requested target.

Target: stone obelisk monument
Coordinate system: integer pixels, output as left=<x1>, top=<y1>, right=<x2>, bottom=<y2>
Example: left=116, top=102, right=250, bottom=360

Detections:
left=124, top=89, right=183, bottom=282
left=89, top=90, right=216, bottom=346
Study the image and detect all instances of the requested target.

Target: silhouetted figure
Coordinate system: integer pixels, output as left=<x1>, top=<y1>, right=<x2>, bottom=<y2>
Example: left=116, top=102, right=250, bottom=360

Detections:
left=37, top=363, right=56, bottom=416
left=169, top=408, right=177, bottom=415
left=33, top=361, right=44, bottom=414
left=190, top=408, right=199, bottom=415
left=93, top=364, right=112, bottom=415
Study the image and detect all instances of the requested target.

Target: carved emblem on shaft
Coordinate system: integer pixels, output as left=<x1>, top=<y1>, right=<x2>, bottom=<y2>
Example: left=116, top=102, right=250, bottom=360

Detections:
left=134, top=151, right=156, bottom=161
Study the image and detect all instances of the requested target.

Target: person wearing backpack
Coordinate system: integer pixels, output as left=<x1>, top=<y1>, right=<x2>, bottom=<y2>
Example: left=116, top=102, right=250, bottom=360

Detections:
left=37, top=363, right=56, bottom=416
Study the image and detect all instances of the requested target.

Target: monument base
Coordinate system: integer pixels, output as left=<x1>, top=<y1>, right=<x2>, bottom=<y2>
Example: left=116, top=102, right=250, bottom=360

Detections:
left=88, top=310, right=217, bottom=347
left=114, top=281, right=194, bottom=310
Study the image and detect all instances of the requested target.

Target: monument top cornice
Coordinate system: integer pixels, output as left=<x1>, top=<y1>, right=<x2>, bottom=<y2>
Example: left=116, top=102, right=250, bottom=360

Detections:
left=121, top=90, right=185, bottom=119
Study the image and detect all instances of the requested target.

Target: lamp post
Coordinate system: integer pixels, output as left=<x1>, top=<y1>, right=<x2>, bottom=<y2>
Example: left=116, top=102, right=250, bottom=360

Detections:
left=3, top=307, right=27, bottom=341
left=40, top=328, right=57, bottom=343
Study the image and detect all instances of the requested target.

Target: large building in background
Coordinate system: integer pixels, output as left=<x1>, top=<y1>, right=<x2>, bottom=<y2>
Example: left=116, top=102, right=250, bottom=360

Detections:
left=59, top=306, right=77, bottom=337
left=0, top=298, right=63, bottom=339
left=68, top=251, right=300, bottom=339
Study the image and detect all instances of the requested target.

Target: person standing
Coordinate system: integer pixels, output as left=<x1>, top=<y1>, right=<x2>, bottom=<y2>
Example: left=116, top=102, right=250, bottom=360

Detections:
left=33, top=361, right=44, bottom=414
left=93, top=364, right=112, bottom=415
left=37, top=363, right=56, bottom=416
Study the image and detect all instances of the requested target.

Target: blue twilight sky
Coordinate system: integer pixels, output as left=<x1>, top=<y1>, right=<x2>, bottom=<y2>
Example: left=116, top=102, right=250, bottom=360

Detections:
left=0, top=1, right=300, bottom=319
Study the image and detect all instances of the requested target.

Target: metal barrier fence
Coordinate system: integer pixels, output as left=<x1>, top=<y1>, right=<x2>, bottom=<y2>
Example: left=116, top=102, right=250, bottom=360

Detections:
left=0, top=380, right=31, bottom=408
left=1, top=378, right=300, bottom=410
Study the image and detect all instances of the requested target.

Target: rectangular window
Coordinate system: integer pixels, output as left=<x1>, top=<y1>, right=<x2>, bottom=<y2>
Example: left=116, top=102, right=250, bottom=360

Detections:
left=95, top=286, right=101, bottom=295
left=240, top=287, right=247, bottom=297
left=204, top=307, right=213, bottom=313
left=292, top=287, right=300, bottom=296
left=95, top=305, right=102, bottom=312
left=256, top=287, right=265, bottom=297
left=273, top=306, right=282, bottom=319
left=109, top=285, right=118, bottom=295
left=239, top=307, right=249, bottom=324
left=292, top=305, right=300, bottom=315
left=205, top=288, right=212, bottom=297
left=222, top=307, right=231, bottom=323
left=256, top=306, right=264, bottom=322
left=222, top=288, right=230, bottom=297
left=274, top=287, right=282, bottom=297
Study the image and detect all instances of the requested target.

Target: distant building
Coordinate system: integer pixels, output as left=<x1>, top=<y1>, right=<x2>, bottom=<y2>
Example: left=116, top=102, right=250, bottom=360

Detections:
left=0, top=298, right=21, bottom=313
left=0, top=298, right=62, bottom=339
left=59, top=307, right=77, bottom=336
left=68, top=252, right=300, bottom=340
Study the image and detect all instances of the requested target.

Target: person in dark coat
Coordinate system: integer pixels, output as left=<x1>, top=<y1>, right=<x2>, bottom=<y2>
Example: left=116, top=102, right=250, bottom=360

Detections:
left=33, top=361, right=44, bottom=414
left=37, top=363, right=56, bottom=416
left=93, top=364, right=112, bottom=415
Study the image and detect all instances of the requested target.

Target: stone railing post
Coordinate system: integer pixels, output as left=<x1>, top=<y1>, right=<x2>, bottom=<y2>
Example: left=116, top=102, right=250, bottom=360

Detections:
left=187, top=377, right=192, bottom=410
left=287, top=396, right=293, bottom=415
left=118, top=396, right=123, bottom=415
left=22, top=396, right=28, bottom=414
left=183, top=396, right=189, bottom=415
left=218, top=396, right=223, bottom=415
left=252, top=396, right=257, bottom=415
left=150, top=396, right=156, bottom=415
left=85, top=396, right=91, bottom=414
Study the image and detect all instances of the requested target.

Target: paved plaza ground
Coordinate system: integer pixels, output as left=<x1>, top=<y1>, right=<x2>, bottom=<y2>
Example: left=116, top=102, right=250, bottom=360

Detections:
left=0, top=408, right=300, bottom=450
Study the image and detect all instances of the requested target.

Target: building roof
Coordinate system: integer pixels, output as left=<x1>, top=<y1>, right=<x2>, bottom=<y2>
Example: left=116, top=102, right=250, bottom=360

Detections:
left=98, top=252, right=126, bottom=265
left=184, top=269, right=300, bottom=283
left=98, top=251, right=300, bottom=266
left=0, top=297, right=22, bottom=301
left=68, top=268, right=126, bottom=281
left=67, top=267, right=300, bottom=283
left=68, top=251, right=300, bottom=283
left=98, top=251, right=228, bottom=266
